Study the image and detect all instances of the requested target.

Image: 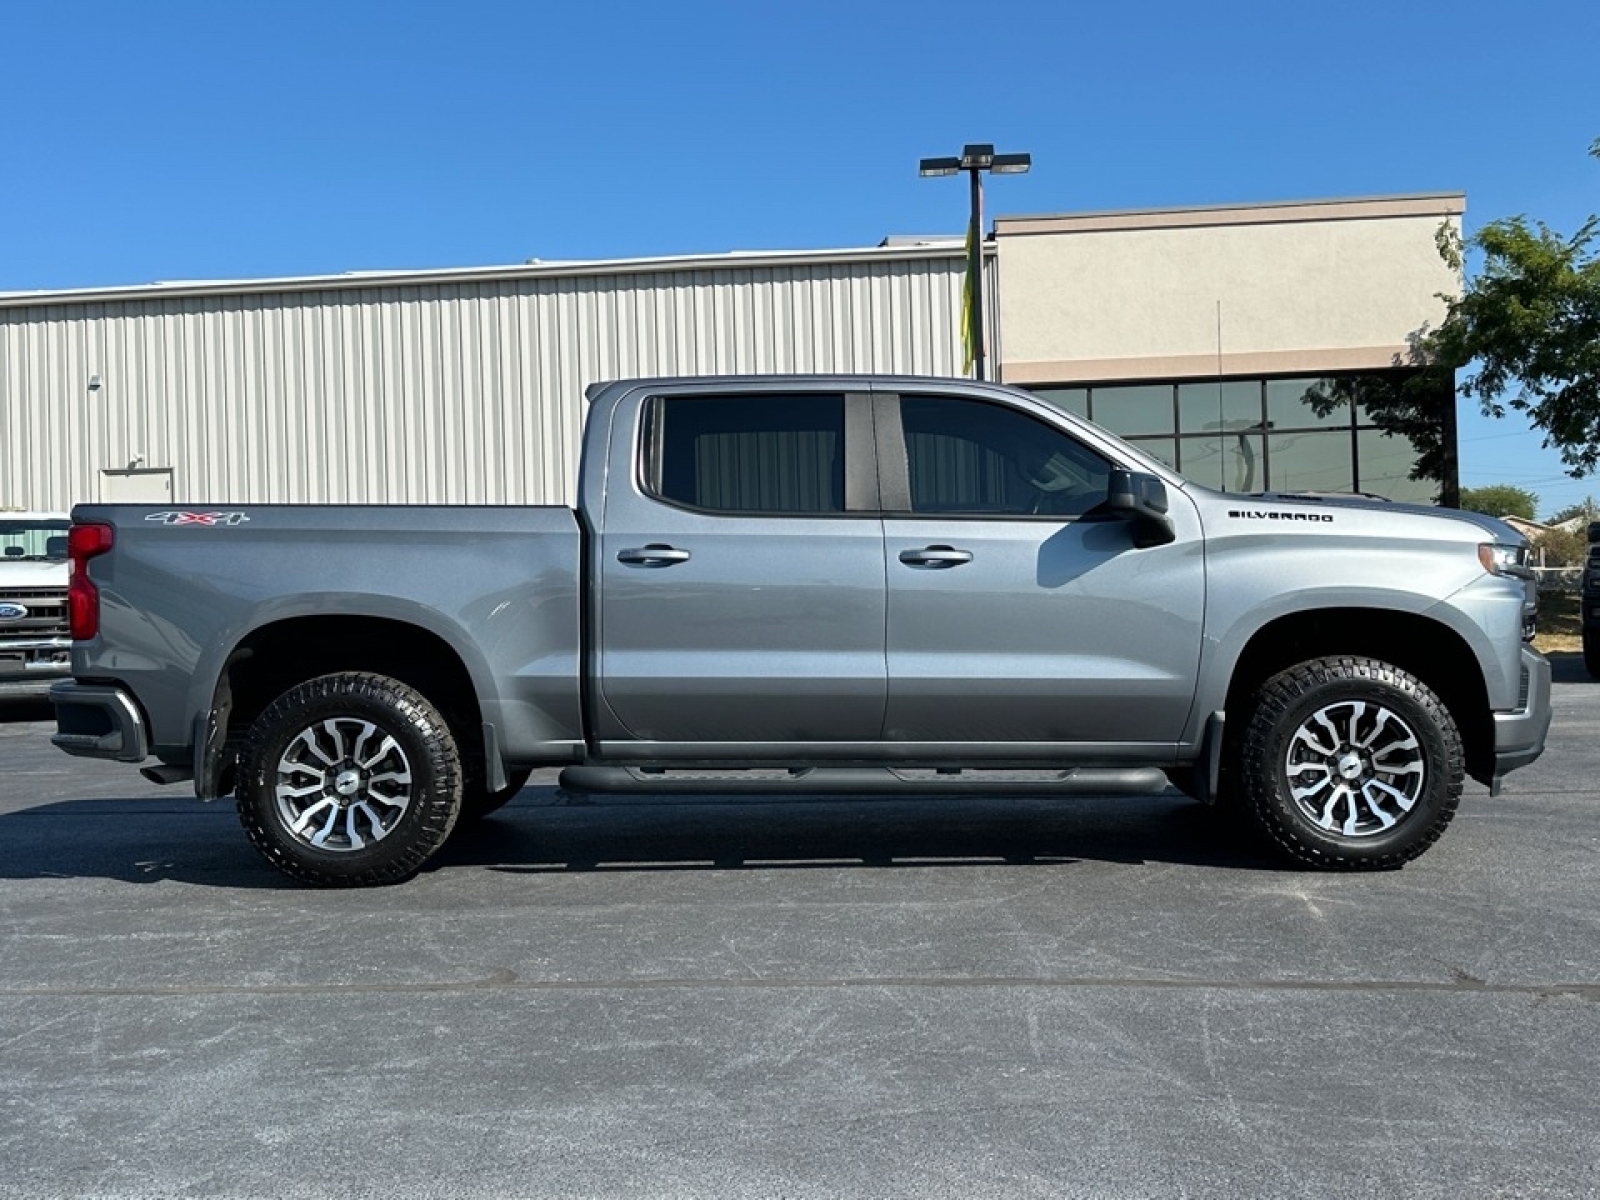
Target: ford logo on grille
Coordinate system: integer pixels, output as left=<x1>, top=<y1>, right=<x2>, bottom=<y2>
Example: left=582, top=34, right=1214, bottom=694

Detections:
left=0, top=603, right=27, bottom=622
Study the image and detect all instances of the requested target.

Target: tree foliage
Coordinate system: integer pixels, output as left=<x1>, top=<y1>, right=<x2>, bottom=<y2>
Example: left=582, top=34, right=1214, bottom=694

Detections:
left=1458, top=483, right=1539, bottom=520
left=1419, top=138, right=1600, bottom=473
left=1545, top=497, right=1598, bottom=525
left=1535, top=524, right=1588, bottom=567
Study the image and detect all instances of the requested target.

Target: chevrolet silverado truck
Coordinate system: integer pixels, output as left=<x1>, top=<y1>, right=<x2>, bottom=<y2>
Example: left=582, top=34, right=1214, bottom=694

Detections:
left=0, top=512, right=72, bottom=698
left=50, top=375, right=1551, bottom=886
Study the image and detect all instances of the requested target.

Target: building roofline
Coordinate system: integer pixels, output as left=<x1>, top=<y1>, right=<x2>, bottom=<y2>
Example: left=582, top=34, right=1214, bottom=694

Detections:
left=0, top=242, right=967, bottom=311
left=993, top=192, right=1466, bottom=237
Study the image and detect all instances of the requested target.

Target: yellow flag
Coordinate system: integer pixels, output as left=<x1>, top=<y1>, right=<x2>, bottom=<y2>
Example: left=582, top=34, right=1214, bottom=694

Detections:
left=960, top=215, right=977, bottom=374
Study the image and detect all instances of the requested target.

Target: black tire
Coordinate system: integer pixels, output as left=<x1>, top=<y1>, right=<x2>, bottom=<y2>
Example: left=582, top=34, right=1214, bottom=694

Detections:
left=235, top=672, right=462, bottom=887
left=1583, top=627, right=1600, bottom=679
left=460, top=767, right=533, bottom=822
left=1236, top=656, right=1463, bottom=870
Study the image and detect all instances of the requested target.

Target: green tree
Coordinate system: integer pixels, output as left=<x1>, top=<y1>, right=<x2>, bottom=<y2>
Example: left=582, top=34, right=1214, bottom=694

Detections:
left=1545, top=497, right=1598, bottom=525
left=1458, top=483, right=1539, bottom=520
left=1535, top=524, right=1588, bottom=567
left=1419, top=138, right=1600, bottom=473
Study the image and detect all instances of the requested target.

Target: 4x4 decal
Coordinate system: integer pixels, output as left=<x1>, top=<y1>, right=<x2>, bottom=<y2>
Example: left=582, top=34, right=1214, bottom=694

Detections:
left=144, top=511, right=251, bottom=527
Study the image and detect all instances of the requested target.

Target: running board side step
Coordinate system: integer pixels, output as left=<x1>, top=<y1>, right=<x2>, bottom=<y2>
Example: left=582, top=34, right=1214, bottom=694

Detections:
left=558, top=765, right=1170, bottom=797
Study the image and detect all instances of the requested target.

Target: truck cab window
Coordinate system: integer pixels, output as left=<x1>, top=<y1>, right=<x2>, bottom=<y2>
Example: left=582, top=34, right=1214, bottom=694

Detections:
left=647, top=394, right=846, bottom=515
left=899, top=395, right=1111, bottom=517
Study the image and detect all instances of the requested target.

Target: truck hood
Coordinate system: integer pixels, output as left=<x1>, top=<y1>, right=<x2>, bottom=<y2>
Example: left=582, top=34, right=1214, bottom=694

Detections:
left=1198, top=489, right=1527, bottom=545
left=0, top=561, right=69, bottom=588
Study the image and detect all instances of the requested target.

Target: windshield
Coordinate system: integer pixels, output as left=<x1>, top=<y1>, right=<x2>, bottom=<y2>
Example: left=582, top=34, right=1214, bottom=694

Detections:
left=1024, top=393, right=1186, bottom=487
left=0, top=519, right=71, bottom=562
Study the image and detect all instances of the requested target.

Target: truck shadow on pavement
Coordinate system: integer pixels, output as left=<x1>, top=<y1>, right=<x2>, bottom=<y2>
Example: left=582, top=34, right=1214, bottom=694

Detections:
left=444, top=790, right=1288, bottom=877
left=0, top=789, right=1285, bottom=887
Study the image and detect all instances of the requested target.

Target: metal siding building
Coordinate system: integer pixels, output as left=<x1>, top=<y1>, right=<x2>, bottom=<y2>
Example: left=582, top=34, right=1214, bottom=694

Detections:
left=1, top=193, right=1461, bottom=512
left=1, top=246, right=974, bottom=510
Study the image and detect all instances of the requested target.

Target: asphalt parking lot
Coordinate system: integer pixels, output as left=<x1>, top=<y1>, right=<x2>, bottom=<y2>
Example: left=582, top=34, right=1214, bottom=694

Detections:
left=1, top=661, right=1596, bottom=1200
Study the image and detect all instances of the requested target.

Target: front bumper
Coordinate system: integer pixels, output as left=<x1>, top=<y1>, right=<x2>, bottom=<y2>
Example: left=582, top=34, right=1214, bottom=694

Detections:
left=1489, top=646, right=1552, bottom=792
left=0, top=637, right=72, bottom=696
left=49, top=681, right=150, bottom=763
left=0, top=673, right=69, bottom=698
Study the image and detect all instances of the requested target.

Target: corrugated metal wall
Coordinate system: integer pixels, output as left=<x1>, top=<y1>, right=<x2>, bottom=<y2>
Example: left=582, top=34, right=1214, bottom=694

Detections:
left=1, top=250, right=979, bottom=509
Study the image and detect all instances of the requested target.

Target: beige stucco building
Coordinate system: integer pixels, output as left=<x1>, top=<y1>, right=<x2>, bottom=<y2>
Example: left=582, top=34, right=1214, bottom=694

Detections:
left=0, top=192, right=1462, bottom=511
left=993, top=193, right=1464, bottom=502
left=997, top=194, right=1460, bottom=384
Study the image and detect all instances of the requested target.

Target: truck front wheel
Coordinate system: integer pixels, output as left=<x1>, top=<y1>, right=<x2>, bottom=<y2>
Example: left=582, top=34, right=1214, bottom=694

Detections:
left=1236, top=656, right=1463, bottom=870
left=235, top=672, right=463, bottom=887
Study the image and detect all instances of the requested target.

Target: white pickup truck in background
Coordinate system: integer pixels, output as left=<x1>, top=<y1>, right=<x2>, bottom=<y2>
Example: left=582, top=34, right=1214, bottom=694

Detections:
left=0, top=512, right=72, bottom=698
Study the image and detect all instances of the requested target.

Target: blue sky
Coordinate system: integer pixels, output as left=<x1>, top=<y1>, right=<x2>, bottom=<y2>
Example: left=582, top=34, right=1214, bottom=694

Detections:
left=6, top=0, right=1597, bottom=514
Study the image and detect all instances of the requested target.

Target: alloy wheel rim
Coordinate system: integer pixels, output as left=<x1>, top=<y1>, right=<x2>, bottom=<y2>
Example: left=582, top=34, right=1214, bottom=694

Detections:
left=273, top=717, right=414, bottom=852
left=1284, top=699, right=1427, bottom=838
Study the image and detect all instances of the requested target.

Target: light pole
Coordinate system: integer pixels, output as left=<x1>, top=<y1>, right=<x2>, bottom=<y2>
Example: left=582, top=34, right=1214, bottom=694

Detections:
left=919, top=143, right=1031, bottom=381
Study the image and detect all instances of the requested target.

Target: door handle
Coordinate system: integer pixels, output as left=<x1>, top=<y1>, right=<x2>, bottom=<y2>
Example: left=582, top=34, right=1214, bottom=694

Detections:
left=898, top=545, right=973, bottom=568
left=617, top=544, right=692, bottom=567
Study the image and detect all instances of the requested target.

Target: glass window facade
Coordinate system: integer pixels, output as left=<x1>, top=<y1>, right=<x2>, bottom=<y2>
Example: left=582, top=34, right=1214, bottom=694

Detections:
left=1088, top=385, right=1175, bottom=438
left=1024, top=371, right=1455, bottom=503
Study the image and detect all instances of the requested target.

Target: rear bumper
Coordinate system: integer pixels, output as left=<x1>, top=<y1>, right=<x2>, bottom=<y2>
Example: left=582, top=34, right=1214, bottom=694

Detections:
left=1489, top=647, right=1552, bottom=791
left=49, top=681, right=150, bottom=763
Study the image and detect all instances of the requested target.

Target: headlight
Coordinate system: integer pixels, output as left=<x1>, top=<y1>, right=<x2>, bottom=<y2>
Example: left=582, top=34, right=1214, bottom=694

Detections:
left=1478, top=542, right=1532, bottom=578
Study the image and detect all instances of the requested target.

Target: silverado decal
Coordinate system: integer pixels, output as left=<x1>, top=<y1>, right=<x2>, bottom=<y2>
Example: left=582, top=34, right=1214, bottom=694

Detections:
left=144, top=511, right=252, bottom=527
left=1226, top=510, right=1333, bottom=522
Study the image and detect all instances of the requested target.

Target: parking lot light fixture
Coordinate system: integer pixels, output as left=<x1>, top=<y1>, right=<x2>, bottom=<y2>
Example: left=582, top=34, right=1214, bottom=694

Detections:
left=919, top=142, right=1032, bottom=380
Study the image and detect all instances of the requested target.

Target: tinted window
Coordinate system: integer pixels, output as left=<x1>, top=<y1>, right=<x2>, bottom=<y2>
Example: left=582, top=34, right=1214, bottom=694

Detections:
left=1089, top=384, right=1174, bottom=437
left=1032, top=387, right=1089, bottom=420
left=650, top=395, right=845, bottom=514
left=1178, top=380, right=1263, bottom=435
left=1269, top=430, right=1355, bottom=494
left=900, top=396, right=1111, bottom=517
left=1267, top=377, right=1354, bottom=430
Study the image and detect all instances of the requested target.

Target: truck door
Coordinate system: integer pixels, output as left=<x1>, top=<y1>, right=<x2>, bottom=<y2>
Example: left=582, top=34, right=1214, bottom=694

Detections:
left=593, top=389, right=887, bottom=750
left=878, top=392, right=1204, bottom=754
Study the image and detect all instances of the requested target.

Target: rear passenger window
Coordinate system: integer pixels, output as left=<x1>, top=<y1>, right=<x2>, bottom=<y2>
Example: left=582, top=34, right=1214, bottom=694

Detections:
left=647, top=395, right=845, bottom=515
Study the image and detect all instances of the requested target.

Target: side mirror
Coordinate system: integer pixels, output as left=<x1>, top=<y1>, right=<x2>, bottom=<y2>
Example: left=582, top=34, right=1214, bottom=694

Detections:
left=1103, top=469, right=1176, bottom=548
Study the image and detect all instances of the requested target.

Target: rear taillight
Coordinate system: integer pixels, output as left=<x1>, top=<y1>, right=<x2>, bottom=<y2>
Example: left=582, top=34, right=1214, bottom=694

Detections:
left=67, top=523, right=115, bottom=640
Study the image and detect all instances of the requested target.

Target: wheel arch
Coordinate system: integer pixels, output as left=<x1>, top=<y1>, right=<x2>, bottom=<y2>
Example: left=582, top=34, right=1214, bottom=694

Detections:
left=202, top=614, right=489, bottom=798
left=1220, top=608, right=1493, bottom=784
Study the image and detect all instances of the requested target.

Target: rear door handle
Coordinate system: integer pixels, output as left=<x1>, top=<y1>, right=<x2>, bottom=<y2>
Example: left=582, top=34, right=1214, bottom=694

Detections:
left=617, top=544, right=692, bottom=567
left=898, top=545, right=973, bottom=568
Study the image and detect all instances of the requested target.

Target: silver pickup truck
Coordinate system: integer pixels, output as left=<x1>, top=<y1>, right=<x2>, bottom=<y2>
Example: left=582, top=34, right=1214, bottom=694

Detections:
left=50, top=375, right=1551, bottom=886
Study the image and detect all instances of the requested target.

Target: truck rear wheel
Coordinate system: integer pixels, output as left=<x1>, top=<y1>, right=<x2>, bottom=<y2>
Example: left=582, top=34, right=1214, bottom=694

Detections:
left=235, top=672, right=462, bottom=887
left=1236, top=656, right=1463, bottom=870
